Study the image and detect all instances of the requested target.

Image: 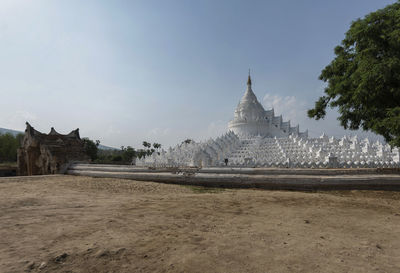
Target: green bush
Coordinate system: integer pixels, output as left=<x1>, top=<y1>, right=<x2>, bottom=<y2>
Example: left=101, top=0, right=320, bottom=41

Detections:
left=0, top=133, right=24, bottom=163
left=82, top=138, right=100, bottom=161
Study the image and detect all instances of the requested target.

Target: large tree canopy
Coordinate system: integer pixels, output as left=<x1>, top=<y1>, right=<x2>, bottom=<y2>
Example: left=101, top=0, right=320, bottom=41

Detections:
left=308, top=2, right=400, bottom=147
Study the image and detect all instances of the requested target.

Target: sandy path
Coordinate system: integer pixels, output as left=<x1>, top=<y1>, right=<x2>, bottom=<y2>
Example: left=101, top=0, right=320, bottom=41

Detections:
left=0, top=175, right=399, bottom=273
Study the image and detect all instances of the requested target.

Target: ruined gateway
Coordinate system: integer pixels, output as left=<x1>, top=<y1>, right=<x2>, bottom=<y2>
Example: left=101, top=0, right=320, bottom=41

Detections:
left=18, top=123, right=90, bottom=175
left=137, top=75, right=400, bottom=168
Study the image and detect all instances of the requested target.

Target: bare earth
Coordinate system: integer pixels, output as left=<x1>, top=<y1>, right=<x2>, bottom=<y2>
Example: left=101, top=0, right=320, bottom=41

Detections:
left=0, top=176, right=399, bottom=273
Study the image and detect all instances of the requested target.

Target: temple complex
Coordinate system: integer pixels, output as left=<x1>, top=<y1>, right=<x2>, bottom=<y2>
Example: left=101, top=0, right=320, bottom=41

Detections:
left=137, top=75, right=400, bottom=168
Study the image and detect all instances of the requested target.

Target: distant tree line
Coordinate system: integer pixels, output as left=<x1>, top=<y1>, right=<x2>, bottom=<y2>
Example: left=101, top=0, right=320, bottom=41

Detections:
left=0, top=133, right=24, bottom=163
left=83, top=138, right=162, bottom=165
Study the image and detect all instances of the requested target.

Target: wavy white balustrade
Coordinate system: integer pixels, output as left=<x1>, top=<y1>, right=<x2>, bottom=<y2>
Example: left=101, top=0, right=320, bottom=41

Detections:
left=136, top=132, right=400, bottom=168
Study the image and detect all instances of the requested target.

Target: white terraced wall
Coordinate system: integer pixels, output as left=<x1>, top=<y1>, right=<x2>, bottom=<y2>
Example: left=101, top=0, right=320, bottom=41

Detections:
left=136, top=132, right=400, bottom=168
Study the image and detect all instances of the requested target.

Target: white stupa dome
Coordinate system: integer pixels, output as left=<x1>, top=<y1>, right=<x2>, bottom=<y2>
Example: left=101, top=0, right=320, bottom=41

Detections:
left=228, top=74, right=306, bottom=138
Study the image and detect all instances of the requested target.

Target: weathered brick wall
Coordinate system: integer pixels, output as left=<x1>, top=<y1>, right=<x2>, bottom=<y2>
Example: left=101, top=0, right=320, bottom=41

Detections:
left=18, top=123, right=90, bottom=175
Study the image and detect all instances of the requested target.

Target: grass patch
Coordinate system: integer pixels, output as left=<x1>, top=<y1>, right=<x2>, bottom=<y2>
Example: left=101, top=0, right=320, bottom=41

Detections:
left=183, top=185, right=226, bottom=194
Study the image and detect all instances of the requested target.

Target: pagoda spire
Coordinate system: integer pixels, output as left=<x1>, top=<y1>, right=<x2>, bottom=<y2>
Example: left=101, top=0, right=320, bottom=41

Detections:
left=247, top=69, right=252, bottom=86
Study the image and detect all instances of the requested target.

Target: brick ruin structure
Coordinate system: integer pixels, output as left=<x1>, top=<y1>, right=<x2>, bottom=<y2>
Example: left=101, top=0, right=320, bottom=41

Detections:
left=18, top=123, right=90, bottom=175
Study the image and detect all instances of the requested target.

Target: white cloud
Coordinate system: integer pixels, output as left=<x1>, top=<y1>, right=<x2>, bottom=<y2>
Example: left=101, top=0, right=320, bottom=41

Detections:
left=262, top=93, right=307, bottom=125
left=147, top=127, right=172, bottom=137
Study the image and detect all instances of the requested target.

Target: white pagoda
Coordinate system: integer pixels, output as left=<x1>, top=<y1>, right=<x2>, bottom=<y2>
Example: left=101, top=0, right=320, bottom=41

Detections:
left=137, top=75, right=400, bottom=168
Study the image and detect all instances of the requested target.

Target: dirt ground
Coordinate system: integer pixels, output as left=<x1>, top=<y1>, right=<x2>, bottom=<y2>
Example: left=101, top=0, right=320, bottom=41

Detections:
left=0, top=175, right=399, bottom=273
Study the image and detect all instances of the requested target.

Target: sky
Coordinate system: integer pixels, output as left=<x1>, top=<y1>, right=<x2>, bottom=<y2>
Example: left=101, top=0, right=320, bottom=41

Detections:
left=0, top=0, right=397, bottom=148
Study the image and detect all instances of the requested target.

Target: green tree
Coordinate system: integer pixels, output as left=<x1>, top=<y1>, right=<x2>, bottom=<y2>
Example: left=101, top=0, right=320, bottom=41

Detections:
left=0, top=133, right=23, bottom=163
left=153, top=143, right=161, bottom=149
left=82, top=138, right=100, bottom=161
left=136, top=149, right=147, bottom=159
left=308, top=2, right=400, bottom=147
left=135, top=141, right=162, bottom=158
left=121, top=146, right=136, bottom=162
left=142, top=141, right=151, bottom=148
left=93, top=141, right=161, bottom=163
left=153, top=143, right=161, bottom=155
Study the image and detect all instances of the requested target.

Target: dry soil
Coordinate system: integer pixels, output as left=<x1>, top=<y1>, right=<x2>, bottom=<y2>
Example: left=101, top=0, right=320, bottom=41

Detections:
left=0, top=175, right=399, bottom=273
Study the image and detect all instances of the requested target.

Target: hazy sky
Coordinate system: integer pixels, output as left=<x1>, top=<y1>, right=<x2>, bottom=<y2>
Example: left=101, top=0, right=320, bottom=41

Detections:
left=0, top=0, right=396, bottom=148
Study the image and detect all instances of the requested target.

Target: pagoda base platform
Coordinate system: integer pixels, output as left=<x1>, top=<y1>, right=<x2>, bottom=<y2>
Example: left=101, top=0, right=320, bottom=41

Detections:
left=67, top=164, right=400, bottom=191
